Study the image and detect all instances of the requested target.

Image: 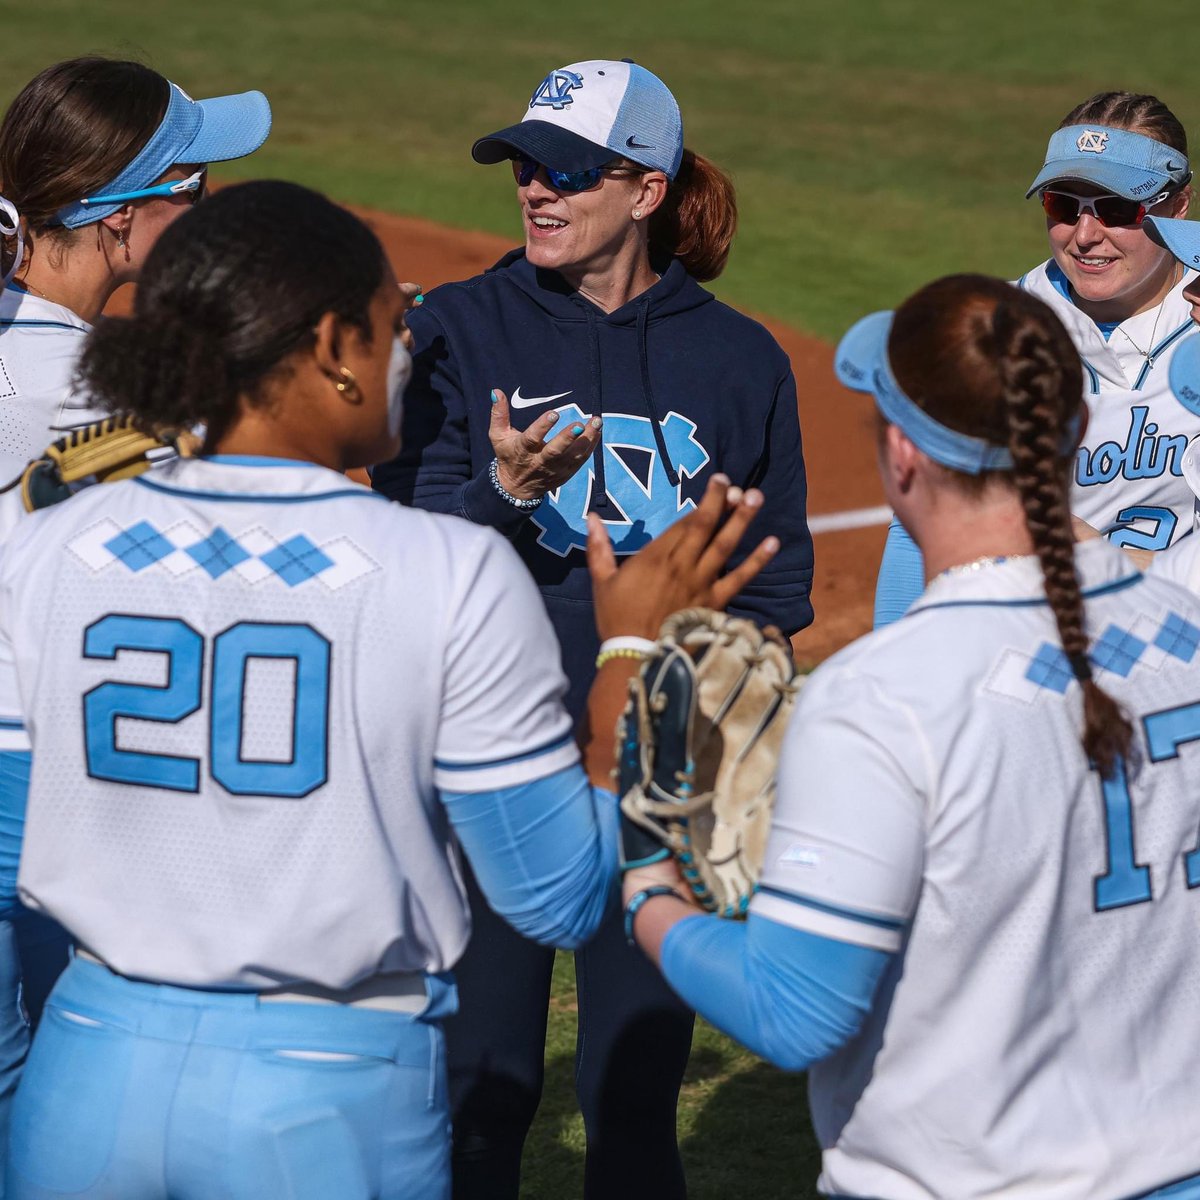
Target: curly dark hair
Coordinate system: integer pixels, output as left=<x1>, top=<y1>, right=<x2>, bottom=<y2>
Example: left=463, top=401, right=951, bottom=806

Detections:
left=78, top=180, right=387, bottom=446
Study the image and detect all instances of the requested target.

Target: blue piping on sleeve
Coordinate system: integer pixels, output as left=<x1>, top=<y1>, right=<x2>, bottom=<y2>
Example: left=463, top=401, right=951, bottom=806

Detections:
left=660, top=912, right=890, bottom=1072
left=873, top=519, right=925, bottom=629
left=0, top=751, right=30, bottom=921
left=441, top=763, right=618, bottom=950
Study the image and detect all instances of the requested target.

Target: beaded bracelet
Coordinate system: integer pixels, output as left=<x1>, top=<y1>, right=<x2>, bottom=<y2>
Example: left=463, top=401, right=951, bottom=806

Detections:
left=595, top=635, right=656, bottom=670
left=623, top=885, right=682, bottom=945
left=488, top=458, right=542, bottom=510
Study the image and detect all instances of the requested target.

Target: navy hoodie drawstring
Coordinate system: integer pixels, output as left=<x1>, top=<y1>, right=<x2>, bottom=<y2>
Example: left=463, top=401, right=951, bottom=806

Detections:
left=582, top=303, right=608, bottom=512
left=636, top=297, right=678, bottom=487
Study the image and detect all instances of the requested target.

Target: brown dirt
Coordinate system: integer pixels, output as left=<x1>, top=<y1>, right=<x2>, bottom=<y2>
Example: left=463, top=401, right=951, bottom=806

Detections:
left=115, top=206, right=887, bottom=667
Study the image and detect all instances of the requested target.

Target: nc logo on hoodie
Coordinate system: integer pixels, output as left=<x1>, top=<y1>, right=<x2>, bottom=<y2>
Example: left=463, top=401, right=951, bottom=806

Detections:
left=531, top=404, right=710, bottom=557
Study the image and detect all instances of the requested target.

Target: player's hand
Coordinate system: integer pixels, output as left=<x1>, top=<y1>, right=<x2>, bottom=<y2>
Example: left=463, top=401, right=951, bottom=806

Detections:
left=489, top=388, right=602, bottom=500
left=588, top=474, right=779, bottom=642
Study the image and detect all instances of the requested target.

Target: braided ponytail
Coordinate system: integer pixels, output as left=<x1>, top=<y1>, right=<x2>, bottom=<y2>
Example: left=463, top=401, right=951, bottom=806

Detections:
left=888, top=275, right=1134, bottom=778
left=992, top=300, right=1133, bottom=778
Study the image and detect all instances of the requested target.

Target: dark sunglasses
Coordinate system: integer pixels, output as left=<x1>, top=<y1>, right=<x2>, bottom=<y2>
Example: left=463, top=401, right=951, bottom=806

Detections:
left=513, top=158, right=643, bottom=194
left=1039, top=186, right=1172, bottom=229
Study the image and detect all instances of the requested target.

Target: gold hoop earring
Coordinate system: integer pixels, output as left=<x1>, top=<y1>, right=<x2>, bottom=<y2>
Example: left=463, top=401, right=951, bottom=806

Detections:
left=335, top=366, right=361, bottom=401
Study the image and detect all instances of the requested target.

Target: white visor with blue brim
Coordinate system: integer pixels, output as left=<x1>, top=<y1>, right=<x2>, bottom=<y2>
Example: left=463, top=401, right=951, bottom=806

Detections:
left=835, top=310, right=1082, bottom=474
left=1026, top=125, right=1190, bottom=202
left=55, top=82, right=271, bottom=229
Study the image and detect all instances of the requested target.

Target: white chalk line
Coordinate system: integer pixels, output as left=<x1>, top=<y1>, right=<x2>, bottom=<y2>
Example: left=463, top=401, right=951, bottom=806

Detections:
left=807, top=505, right=893, bottom=535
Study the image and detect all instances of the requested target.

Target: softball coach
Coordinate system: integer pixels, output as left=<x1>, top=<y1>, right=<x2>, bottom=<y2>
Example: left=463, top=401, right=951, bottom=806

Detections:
left=373, top=58, right=814, bottom=1199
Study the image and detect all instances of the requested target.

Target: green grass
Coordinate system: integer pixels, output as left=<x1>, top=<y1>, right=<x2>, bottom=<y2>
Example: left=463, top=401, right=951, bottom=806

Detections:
left=0, top=6, right=1192, bottom=1191
left=523, top=952, right=818, bottom=1199
left=2, top=0, right=1199, bottom=337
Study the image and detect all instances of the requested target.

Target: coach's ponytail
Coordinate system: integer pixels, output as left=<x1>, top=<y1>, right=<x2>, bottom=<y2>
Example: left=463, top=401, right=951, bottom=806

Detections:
left=648, top=149, right=737, bottom=282
left=991, top=300, right=1133, bottom=779
left=77, top=180, right=387, bottom=447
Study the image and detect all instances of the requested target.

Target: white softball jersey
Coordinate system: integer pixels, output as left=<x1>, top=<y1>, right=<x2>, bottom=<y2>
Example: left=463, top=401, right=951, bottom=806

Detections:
left=1018, top=260, right=1200, bottom=551
left=0, top=456, right=577, bottom=989
left=755, top=540, right=1200, bottom=1199
left=0, top=285, right=107, bottom=483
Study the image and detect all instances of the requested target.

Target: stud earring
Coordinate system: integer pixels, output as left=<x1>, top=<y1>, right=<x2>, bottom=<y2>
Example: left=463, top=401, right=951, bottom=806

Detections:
left=632, top=209, right=642, bottom=219
left=335, top=366, right=361, bottom=401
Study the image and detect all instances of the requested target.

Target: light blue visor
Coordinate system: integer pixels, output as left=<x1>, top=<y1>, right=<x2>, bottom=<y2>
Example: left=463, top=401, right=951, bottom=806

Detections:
left=835, top=310, right=1081, bottom=475
left=1026, top=124, right=1190, bottom=202
left=56, top=82, right=271, bottom=229
left=1169, top=332, right=1200, bottom=414
left=1143, top=214, right=1200, bottom=271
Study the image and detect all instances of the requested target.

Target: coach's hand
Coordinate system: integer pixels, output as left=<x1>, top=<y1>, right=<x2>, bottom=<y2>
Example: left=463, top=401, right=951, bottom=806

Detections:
left=489, top=388, right=602, bottom=500
left=588, top=474, right=779, bottom=642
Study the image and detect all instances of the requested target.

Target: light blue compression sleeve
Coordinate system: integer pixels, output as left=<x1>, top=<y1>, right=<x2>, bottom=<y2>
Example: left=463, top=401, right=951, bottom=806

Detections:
left=0, top=751, right=29, bottom=922
left=661, top=912, right=891, bottom=1071
left=874, top=519, right=926, bottom=628
left=441, top=763, right=618, bottom=950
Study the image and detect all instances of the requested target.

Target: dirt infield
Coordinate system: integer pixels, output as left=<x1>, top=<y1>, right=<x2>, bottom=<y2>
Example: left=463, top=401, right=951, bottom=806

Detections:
left=354, top=207, right=888, bottom=666
left=109, top=205, right=886, bottom=665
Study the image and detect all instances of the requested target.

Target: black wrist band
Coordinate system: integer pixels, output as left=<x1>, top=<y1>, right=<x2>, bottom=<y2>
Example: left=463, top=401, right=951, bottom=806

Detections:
left=624, top=885, right=681, bottom=946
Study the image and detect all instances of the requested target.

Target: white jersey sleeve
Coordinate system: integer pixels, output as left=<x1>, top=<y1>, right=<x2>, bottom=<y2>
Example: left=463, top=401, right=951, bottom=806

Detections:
left=434, top=535, right=577, bottom=793
left=753, top=668, right=926, bottom=953
left=1149, top=529, right=1200, bottom=592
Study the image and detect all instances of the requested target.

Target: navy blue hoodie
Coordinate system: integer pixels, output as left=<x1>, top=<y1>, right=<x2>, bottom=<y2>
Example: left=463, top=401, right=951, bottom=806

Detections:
left=373, top=250, right=813, bottom=719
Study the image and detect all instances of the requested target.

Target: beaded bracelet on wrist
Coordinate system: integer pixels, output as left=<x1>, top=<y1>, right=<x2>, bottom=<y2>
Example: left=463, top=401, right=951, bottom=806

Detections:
left=596, top=647, right=650, bottom=670
left=488, top=458, right=542, bottom=510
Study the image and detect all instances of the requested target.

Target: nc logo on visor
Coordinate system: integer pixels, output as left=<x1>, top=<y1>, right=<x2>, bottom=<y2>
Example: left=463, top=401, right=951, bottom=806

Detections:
left=1076, top=129, right=1109, bottom=154
left=530, top=70, right=584, bottom=111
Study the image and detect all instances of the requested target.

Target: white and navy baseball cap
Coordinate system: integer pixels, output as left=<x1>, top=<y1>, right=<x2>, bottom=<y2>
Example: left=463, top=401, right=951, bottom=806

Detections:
left=472, top=59, right=684, bottom=180
left=1025, top=124, right=1191, bottom=201
left=56, top=81, right=272, bottom=228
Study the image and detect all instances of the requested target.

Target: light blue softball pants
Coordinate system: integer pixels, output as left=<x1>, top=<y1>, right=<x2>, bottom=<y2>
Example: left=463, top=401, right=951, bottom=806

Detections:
left=6, top=957, right=457, bottom=1199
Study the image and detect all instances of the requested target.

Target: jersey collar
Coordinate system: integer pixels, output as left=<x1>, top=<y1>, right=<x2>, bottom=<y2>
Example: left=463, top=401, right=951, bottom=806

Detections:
left=0, top=284, right=90, bottom=333
left=907, top=539, right=1140, bottom=614
left=141, top=455, right=386, bottom=503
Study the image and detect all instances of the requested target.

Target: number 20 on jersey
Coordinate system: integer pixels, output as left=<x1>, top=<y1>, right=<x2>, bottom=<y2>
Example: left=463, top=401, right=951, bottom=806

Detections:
left=82, top=614, right=331, bottom=800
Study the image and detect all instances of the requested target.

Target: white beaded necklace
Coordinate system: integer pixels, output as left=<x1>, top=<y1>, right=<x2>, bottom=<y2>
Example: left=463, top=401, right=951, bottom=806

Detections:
left=937, top=553, right=1037, bottom=580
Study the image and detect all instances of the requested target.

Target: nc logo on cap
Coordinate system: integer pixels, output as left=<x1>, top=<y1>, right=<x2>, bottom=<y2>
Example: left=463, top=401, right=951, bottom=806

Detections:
left=530, top=70, right=584, bottom=111
left=1076, top=129, right=1109, bottom=155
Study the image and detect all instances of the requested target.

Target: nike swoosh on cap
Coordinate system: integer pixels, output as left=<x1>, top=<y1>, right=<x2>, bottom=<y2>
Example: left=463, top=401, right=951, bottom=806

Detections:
left=626, top=136, right=654, bottom=149
left=510, top=386, right=573, bottom=409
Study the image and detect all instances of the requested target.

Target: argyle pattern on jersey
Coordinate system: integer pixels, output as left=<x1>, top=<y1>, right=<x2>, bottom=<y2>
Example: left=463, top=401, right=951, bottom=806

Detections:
left=68, top=518, right=377, bottom=591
